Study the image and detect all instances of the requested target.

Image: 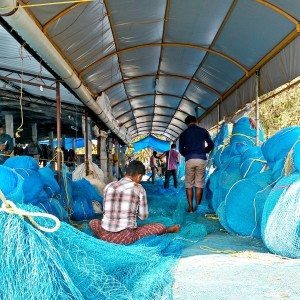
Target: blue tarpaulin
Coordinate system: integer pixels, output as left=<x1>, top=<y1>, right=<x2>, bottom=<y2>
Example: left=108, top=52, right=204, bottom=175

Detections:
left=40, top=138, right=85, bottom=149
left=133, top=135, right=170, bottom=153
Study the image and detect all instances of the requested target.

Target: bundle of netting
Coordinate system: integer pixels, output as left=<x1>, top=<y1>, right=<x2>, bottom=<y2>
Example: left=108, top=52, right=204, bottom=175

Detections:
left=209, top=155, right=242, bottom=212
left=0, top=165, right=24, bottom=204
left=261, top=126, right=300, bottom=180
left=2, top=156, right=68, bottom=220
left=240, top=146, right=266, bottom=178
left=0, top=197, right=137, bottom=299
left=39, top=166, right=60, bottom=197
left=13, top=168, right=49, bottom=204
left=38, top=198, right=69, bottom=221
left=86, top=175, right=106, bottom=196
left=3, top=155, right=39, bottom=171
left=212, top=122, right=230, bottom=149
left=140, top=182, right=218, bottom=244
left=292, top=140, right=300, bottom=172
left=220, top=171, right=274, bottom=238
left=261, top=172, right=300, bottom=258
left=230, top=116, right=264, bottom=146
left=70, top=178, right=103, bottom=221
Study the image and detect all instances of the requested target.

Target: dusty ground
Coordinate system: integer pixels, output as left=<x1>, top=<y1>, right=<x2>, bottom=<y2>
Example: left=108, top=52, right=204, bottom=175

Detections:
left=173, top=231, right=300, bottom=300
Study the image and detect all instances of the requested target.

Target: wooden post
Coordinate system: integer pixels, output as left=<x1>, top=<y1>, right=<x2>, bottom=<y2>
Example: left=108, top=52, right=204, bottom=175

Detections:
left=84, top=110, right=89, bottom=176
left=255, top=70, right=260, bottom=146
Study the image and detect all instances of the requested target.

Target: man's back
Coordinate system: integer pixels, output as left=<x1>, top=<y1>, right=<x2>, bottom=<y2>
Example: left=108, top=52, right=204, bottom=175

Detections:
left=101, top=177, right=148, bottom=232
left=179, top=124, right=214, bottom=161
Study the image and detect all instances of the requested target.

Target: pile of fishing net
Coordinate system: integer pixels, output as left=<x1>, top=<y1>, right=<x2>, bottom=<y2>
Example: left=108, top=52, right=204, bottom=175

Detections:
left=203, top=123, right=300, bottom=258
left=2, top=156, right=104, bottom=222
left=0, top=170, right=220, bottom=299
left=261, top=139, right=300, bottom=258
left=205, top=117, right=265, bottom=213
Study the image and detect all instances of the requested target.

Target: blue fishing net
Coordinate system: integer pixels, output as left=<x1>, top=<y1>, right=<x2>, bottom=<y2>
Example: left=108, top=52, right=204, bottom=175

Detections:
left=39, top=166, right=60, bottom=196
left=0, top=175, right=221, bottom=299
left=4, top=155, right=39, bottom=171
left=240, top=146, right=266, bottom=178
left=71, top=179, right=103, bottom=221
left=0, top=165, right=24, bottom=204
left=292, top=140, right=300, bottom=173
left=213, top=122, right=230, bottom=149
left=261, top=126, right=300, bottom=180
left=261, top=172, right=300, bottom=258
left=224, top=171, right=274, bottom=238
left=230, top=117, right=264, bottom=145
left=15, top=168, right=49, bottom=205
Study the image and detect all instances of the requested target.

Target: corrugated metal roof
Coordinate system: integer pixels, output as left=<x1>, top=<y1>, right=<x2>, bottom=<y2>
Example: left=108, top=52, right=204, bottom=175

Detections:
left=1, top=0, right=300, bottom=141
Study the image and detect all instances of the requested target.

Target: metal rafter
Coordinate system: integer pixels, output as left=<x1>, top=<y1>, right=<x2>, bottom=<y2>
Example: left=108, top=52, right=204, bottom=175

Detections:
left=131, top=129, right=176, bottom=141
left=199, top=28, right=300, bottom=125
left=163, top=0, right=238, bottom=135
left=255, top=0, right=300, bottom=25
left=103, top=0, right=138, bottom=134
left=127, top=120, right=183, bottom=134
left=78, top=42, right=248, bottom=78
left=112, top=93, right=207, bottom=111
left=130, top=125, right=180, bottom=137
left=121, top=113, right=186, bottom=127
left=103, top=73, right=222, bottom=96
left=115, top=104, right=190, bottom=121
left=150, top=0, right=170, bottom=135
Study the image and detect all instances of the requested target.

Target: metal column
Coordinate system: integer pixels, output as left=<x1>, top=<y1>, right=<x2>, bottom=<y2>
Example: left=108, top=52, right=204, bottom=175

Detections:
left=56, top=81, right=62, bottom=175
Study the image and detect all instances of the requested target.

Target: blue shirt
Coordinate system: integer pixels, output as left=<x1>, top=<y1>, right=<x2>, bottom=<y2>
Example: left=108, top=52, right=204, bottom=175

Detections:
left=179, top=124, right=214, bottom=161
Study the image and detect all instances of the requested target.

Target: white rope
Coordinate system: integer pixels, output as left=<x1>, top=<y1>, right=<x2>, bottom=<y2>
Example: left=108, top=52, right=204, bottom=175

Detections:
left=0, top=190, right=61, bottom=233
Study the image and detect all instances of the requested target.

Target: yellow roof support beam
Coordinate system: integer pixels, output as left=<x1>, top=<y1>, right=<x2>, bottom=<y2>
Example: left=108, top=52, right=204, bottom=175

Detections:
left=103, top=73, right=222, bottom=97
left=42, top=2, right=89, bottom=33
left=199, top=27, right=300, bottom=123
left=256, top=0, right=299, bottom=26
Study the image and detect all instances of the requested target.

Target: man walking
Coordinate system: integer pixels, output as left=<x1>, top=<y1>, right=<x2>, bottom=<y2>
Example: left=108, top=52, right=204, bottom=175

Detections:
left=163, top=144, right=180, bottom=189
left=179, top=115, right=214, bottom=212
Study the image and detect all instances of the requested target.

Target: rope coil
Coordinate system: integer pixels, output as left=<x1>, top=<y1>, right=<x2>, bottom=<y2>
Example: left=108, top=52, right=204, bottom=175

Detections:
left=0, top=190, right=61, bottom=233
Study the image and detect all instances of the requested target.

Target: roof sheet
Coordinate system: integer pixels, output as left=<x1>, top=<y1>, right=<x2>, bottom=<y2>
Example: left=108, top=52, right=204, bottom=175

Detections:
left=1, top=0, right=300, bottom=141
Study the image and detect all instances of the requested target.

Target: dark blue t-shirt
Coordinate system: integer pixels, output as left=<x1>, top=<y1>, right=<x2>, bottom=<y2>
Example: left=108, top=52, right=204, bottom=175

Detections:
left=179, top=124, right=214, bottom=161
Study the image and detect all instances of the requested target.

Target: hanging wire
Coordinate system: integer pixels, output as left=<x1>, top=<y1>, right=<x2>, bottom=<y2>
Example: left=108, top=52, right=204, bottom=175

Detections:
left=0, top=0, right=94, bottom=10
left=15, top=45, right=25, bottom=139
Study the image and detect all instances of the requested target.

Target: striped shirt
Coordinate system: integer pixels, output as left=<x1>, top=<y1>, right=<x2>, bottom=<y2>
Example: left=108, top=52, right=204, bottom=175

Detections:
left=101, top=177, right=148, bottom=232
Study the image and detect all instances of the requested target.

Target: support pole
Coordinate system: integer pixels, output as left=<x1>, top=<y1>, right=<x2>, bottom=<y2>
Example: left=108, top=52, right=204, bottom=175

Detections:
left=84, top=110, right=89, bottom=176
left=255, top=70, right=260, bottom=146
left=217, top=104, right=220, bottom=133
left=194, top=107, right=199, bottom=124
left=32, top=123, right=37, bottom=142
left=5, top=114, right=15, bottom=146
left=97, top=135, right=101, bottom=168
left=56, top=81, right=62, bottom=175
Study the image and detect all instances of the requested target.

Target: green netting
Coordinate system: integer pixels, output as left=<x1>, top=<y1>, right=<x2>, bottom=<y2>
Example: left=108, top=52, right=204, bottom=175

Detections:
left=261, top=173, right=300, bottom=258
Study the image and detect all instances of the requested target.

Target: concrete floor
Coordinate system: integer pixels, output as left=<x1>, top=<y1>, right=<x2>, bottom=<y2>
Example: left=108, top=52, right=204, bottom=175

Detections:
left=173, top=231, right=300, bottom=300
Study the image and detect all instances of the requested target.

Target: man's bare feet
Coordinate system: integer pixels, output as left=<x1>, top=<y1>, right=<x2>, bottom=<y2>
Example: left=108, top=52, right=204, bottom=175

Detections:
left=187, top=207, right=194, bottom=213
left=166, top=224, right=180, bottom=233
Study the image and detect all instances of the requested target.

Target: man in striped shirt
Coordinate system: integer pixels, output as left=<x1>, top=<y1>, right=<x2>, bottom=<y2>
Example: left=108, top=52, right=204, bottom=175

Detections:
left=90, top=160, right=180, bottom=244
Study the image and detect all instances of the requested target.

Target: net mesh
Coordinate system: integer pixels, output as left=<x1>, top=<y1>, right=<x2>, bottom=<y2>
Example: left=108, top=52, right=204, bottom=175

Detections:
left=261, top=173, right=300, bottom=259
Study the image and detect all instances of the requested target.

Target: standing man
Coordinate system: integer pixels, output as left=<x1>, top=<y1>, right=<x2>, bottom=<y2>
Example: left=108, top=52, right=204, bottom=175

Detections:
left=89, top=160, right=180, bottom=244
left=179, top=115, right=214, bottom=212
left=163, top=144, right=180, bottom=189
left=0, top=122, right=14, bottom=164
left=147, top=150, right=159, bottom=184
